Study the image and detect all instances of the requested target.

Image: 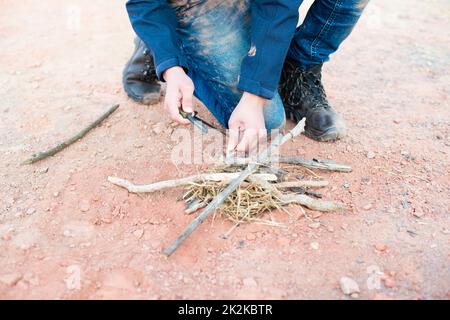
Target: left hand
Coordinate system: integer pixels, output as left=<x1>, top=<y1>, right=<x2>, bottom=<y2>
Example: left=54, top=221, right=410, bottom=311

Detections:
left=227, top=92, right=267, bottom=154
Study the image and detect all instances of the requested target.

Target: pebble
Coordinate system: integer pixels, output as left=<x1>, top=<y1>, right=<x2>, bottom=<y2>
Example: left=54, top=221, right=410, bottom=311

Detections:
left=363, top=203, right=373, bottom=211
left=0, top=273, right=22, bottom=287
left=133, top=229, right=144, bottom=239
left=383, top=277, right=396, bottom=288
left=308, top=222, right=321, bottom=229
left=26, top=207, right=36, bottom=215
left=375, top=243, right=387, bottom=252
left=79, top=200, right=90, bottom=212
left=367, top=151, right=376, bottom=159
left=36, top=167, right=49, bottom=174
left=339, top=277, right=360, bottom=295
left=412, top=211, right=425, bottom=218
left=310, top=242, right=320, bottom=250
left=2, top=234, right=12, bottom=241
left=152, top=122, right=165, bottom=134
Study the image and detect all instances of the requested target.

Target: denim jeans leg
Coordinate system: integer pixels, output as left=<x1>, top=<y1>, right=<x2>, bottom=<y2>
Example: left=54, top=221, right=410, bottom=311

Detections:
left=170, top=0, right=286, bottom=130
left=288, top=0, right=369, bottom=68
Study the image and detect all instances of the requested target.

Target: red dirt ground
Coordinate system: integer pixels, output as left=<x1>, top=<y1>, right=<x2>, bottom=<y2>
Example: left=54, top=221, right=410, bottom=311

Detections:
left=0, top=0, right=449, bottom=299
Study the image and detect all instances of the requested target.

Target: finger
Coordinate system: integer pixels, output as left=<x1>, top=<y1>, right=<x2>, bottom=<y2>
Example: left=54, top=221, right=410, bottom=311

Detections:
left=180, top=85, right=194, bottom=114
left=236, top=130, right=256, bottom=153
left=227, top=126, right=240, bottom=152
left=165, top=94, right=190, bottom=125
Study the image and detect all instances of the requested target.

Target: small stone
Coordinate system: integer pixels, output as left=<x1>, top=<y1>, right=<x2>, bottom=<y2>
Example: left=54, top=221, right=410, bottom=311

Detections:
left=243, top=277, right=258, bottom=288
left=412, top=211, right=425, bottom=218
left=308, top=222, right=321, bottom=229
left=310, top=242, right=320, bottom=250
left=0, top=273, right=22, bottom=287
left=341, top=223, right=348, bottom=230
left=2, top=234, right=12, bottom=241
left=393, top=119, right=401, bottom=124
left=31, top=82, right=39, bottom=89
left=37, top=167, right=49, bottom=174
left=152, top=122, right=165, bottom=134
left=340, top=277, right=360, bottom=295
left=326, top=226, right=335, bottom=233
left=363, top=204, right=373, bottom=211
left=383, top=277, right=396, bottom=288
left=375, top=243, right=388, bottom=252
left=351, top=293, right=359, bottom=299
left=246, top=233, right=256, bottom=241
left=367, top=151, right=376, bottom=159
left=79, top=200, right=90, bottom=212
left=53, top=192, right=59, bottom=198
left=26, top=207, right=36, bottom=215
left=63, top=230, right=72, bottom=237
left=133, top=229, right=144, bottom=239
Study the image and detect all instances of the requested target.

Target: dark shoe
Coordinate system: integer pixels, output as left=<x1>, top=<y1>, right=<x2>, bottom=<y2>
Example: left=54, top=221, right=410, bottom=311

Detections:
left=123, top=37, right=161, bottom=105
left=279, top=59, right=346, bottom=142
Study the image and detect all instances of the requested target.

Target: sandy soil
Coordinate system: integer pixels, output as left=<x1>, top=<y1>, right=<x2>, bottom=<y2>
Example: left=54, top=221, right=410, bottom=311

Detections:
left=0, top=0, right=449, bottom=300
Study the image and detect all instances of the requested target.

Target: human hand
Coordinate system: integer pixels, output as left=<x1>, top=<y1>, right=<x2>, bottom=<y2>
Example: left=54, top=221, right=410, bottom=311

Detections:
left=227, top=92, right=267, bottom=154
left=163, top=66, right=194, bottom=125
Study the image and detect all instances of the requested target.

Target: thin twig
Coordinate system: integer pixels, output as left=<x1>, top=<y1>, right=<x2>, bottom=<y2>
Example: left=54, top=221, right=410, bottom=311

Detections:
left=274, top=180, right=329, bottom=188
left=226, top=156, right=352, bottom=172
left=22, top=104, right=119, bottom=165
left=108, top=173, right=277, bottom=193
left=280, top=157, right=352, bottom=172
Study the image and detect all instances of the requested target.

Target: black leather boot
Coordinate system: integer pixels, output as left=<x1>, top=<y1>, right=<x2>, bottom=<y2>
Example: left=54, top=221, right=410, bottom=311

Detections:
left=279, top=59, right=346, bottom=142
left=122, top=37, right=161, bottom=105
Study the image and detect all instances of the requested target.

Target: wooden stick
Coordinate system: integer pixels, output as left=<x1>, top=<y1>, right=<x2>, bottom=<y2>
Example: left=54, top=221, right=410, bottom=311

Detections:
left=225, top=156, right=352, bottom=172
left=22, top=104, right=120, bottom=165
left=108, top=173, right=277, bottom=193
left=274, top=180, right=329, bottom=188
left=280, top=156, right=352, bottom=172
left=185, top=199, right=208, bottom=215
left=280, top=194, right=345, bottom=212
left=163, top=119, right=306, bottom=257
left=249, top=176, right=343, bottom=212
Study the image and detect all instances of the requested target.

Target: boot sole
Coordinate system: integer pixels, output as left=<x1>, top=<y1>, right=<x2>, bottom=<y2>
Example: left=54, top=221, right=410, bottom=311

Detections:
left=304, top=126, right=344, bottom=142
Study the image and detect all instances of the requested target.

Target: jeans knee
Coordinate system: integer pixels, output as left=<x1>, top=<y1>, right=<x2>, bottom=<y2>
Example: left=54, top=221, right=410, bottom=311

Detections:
left=264, top=93, right=286, bottom=131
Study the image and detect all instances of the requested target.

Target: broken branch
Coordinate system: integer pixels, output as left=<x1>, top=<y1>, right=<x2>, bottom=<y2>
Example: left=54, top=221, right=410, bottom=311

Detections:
left=274, top=180, right=329, bottom=188
left=22, top=104, right=119, bottom=165
left=108, top=173, right=277, bottom=193
left=280, top=156, right=352, bottom=172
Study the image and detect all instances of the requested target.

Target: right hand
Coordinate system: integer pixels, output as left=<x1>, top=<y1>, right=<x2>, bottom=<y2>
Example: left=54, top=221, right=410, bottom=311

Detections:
left=162, top=66, right=195, bottom=125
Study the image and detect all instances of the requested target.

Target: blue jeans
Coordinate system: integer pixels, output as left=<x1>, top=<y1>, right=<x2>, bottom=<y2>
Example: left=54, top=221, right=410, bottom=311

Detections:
left=168, top=0, right=367, bottom=129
